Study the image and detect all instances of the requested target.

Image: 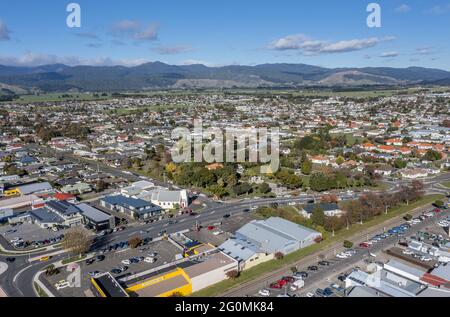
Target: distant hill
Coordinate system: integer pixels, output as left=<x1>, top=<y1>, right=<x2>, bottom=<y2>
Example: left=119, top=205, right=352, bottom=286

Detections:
left=0, top=62, right=449, bottom=92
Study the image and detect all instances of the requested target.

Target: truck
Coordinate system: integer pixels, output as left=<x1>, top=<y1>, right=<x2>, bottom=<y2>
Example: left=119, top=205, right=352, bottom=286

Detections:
left=290, top=279, right=305, bottom=291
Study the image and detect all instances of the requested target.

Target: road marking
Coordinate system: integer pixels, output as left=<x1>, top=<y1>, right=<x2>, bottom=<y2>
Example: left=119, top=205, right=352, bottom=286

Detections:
left=13, top=264, right=32, bottom=283
left=210, top=211, right=216, bottom=215
left=163, top=224, right=169, bottom=227
left=179, top=219, right=186, bottom=223
left=195, top=215, right=201, bottom=219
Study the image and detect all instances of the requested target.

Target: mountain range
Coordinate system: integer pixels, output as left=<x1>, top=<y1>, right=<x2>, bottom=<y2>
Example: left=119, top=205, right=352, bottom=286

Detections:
left=1, top=62, right=450, bottom=92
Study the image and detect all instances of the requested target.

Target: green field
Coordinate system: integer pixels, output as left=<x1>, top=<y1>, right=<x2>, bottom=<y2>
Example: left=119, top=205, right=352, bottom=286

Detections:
left=12, top=93, right=110, bottom=103
left=441, top=181, right=450, bottom=189
left=191, top=194, right=443, bottom=297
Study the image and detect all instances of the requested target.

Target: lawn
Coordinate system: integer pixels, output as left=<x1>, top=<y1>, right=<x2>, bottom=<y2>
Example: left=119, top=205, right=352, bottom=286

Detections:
left=441, top=181, right=450, bottom=189
left=61, top=255, right=86, bottom=265
left=191, top=194, right=443, bottom=297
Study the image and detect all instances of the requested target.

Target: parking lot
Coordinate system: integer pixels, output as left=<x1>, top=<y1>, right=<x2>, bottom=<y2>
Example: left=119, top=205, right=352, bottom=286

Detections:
left=253, top=205, right=450, bottom=298
left=0, top=223, right=67, bottom=249
left=44, top=239, right=181, bottom=297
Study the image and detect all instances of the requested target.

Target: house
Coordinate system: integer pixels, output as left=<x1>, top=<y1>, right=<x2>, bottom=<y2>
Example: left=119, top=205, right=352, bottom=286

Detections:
left=300, top=203, right=344, bottom=218
left=100, top=195, right=162, bottom=220
left=61, top=182, right=92, bottom=195
left=310, top=155, right=330, bottom=165
left=400, top=169, right=428, bottom=179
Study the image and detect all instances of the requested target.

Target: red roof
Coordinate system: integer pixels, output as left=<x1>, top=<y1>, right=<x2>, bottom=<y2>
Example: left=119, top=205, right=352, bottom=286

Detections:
left=421, top=273, right=449, bottom=287
left=54, top=192, right=76, bottom=201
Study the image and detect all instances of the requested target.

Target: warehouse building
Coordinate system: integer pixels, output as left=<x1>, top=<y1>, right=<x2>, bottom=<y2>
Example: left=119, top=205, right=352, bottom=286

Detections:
left=233, top=217, right=322, bottom=255
left=124, top=251, right=238, bottom=297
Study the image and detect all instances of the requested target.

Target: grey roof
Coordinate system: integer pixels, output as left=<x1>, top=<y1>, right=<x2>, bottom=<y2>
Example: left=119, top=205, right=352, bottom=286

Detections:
left=151, top=190, right=181, bottom=202
left=347, top=286, right=385, bottom=297
left=29, top=207, right=64, bottom=224
left=431, top=263, right=450, bottom=282
left=46, top=200, right=80, bottom=216
left=235, top=217, right=321, bottom=254
left=77, top=203, right=112, bottom=223
left=219, top=238, right=262, bottom=262
left=17, top=182, right=52, bottom=195
left=384, top=259, right=426, bottom=278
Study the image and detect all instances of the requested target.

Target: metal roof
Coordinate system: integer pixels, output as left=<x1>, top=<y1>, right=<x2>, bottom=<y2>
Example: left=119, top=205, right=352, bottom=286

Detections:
left=77, top=203, right=112, bottom=223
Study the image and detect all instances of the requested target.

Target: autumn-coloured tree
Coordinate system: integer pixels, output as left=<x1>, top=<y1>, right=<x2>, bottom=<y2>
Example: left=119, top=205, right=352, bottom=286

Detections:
left=61, top=227, right=92, bottom=257
left=128, top=236, right=143, bottom=249
left=226, top=270, right=240, bottom=280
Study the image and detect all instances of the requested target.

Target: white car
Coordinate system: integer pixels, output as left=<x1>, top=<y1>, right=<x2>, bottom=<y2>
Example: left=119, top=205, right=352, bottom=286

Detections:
left=336, top=253, right=350, bottom=259
left=258, top=289, right=270, bottom=297
left=420, top=256, right=433, bottom=262
left=213, top=231, right=224, bottom=236
left=305, top=292, right=315, bottom=297
left=144, top=257, right=156, bottom=263
left=121, top=259, right=131, bottom=265
left=437, top=221, right=449, bottom=227
left=55, top=281, right=70, bottom=290
left=288, top=202, right=297, bottom=206
left=9, top=237, right=21, bottom=243
left=402, top=249, right=414, bottom=255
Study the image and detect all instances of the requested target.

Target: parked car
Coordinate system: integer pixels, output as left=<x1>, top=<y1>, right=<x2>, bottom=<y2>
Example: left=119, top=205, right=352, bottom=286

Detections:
left=5, top=257, right=15, bottom=263
left=121, top=259, right=131, bottom=265
left=294, top=271, right=308, bottom=279
left=307, top=265, right=318, bottom=271
left=258, top=289, right=270, bottom=297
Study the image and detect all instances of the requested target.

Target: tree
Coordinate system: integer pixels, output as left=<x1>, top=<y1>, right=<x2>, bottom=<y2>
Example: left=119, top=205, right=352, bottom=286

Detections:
left=311, top=204, right=325, bottom=226
left=301, top=159, right=313, bottom=175
left=423, top=149, right=442, bottom=161
left=435, top=200, right=444, bottom=208
left=404, top=214, right=413, bottom=221
left=61, top=227, right=92, bottom=257
left=128, top=236, right=143, bottom=249
left=343, top=240, right=354, bottom=249
left=290, top=266, right=298, bottom=274
left=226, top=270, right=240, bottom=280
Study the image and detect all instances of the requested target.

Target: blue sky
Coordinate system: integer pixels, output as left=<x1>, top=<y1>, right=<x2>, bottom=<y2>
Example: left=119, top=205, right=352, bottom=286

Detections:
left=0, top=0, right=449, bottom=69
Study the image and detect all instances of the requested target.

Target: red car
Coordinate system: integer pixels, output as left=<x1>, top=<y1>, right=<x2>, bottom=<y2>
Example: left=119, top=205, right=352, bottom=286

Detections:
left=433, top=208, right=442, bottom=213
left=269, top=282, right=283, bottom=289
left=282, top=276, right=295, bottom=283
left=207, top=226, right=216, bottom=231
left=359, top=242, right=370, bottom=249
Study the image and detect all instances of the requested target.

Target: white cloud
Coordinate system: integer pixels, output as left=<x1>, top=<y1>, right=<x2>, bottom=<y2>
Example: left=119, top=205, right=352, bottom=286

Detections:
left=415, top=47, right=434, bottom=55
left=270, top=34, right=395, bottom=55
left=134, top=23, right=159, bottom=41
left=152, top=45, right=193, bottom=55
left=427, top=4, right=450, bottom=14
left=380, top=51, right=399, bottom=58
left=110, top=20, right=159, bottom=41
left=0, top=52, right=150, bottom=67
left=395, top=4, right=411, bottom=13
left=0, top=20, right=11, bottom=41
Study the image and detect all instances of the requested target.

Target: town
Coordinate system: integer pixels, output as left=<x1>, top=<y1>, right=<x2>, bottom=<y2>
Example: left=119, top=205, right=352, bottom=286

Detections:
left=0, top=88, right=449, bottom=298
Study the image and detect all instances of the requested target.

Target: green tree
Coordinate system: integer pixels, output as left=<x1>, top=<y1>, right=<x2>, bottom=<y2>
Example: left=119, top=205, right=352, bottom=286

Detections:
left=301, top=159, right=313, bottom=175
left=311, top=204, right=325, bottom=226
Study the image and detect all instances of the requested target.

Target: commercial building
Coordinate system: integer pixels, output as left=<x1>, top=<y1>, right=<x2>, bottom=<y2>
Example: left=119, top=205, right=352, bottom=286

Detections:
left=91, top=273, right=129, bottom=297
left=100, top=195, right=162, bottom=220
left=124, top=251, right=238, bottom=297
left=77, top=203, right=115, bottom=231
left=3, top=182, right=53, bottom=197
left=233, top=217, right=322, bottom=255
